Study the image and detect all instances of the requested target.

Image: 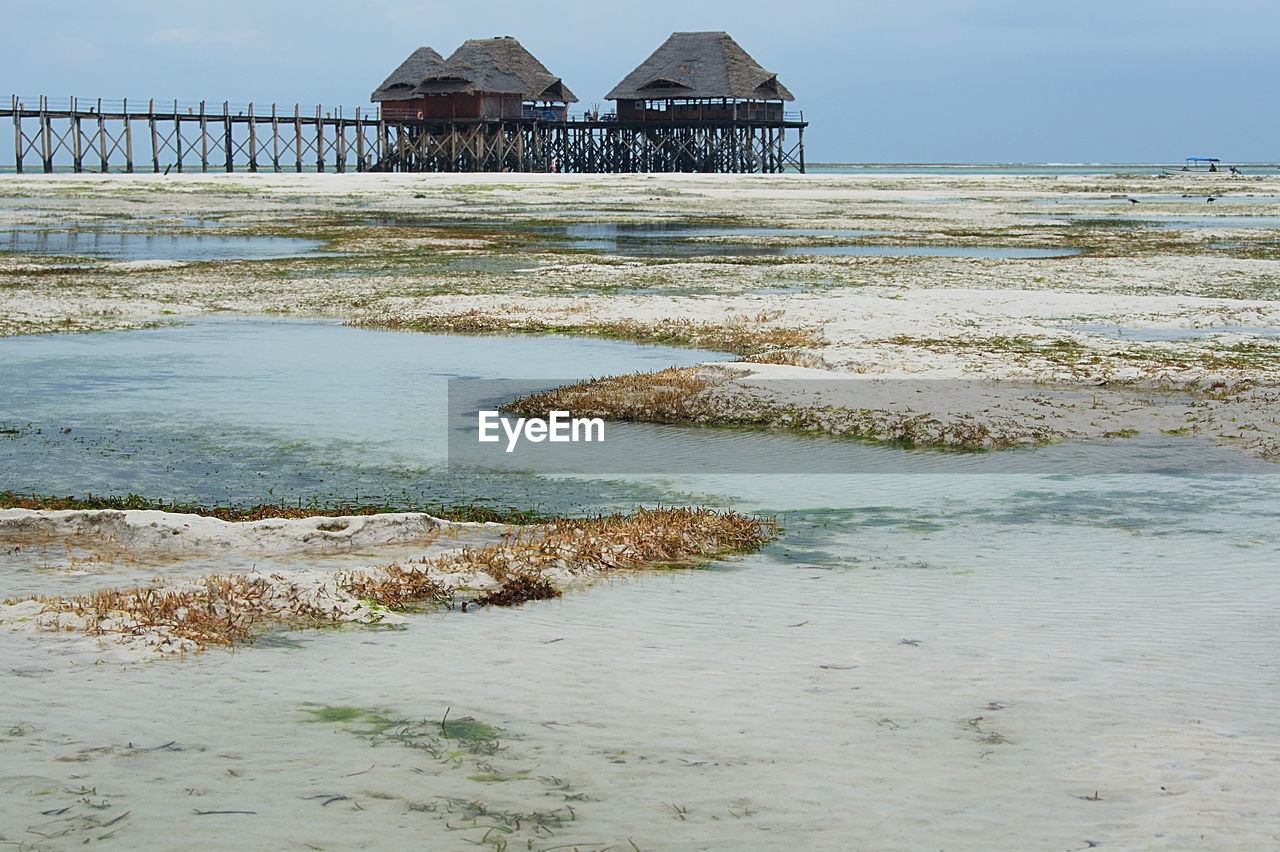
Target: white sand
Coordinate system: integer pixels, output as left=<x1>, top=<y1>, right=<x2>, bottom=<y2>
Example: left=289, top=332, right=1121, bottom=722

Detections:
left=10, top=170, right=1275, bottom=454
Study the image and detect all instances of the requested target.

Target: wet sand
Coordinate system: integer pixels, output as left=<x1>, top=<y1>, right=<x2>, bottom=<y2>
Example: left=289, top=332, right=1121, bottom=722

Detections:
left=2, top=170, right=1278, bottom=457
left=1, top=172, right=1278, bottom=848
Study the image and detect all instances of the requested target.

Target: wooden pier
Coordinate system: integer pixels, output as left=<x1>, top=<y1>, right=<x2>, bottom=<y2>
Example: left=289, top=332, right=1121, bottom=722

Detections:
left=4, top=96, right=379, bottom=174
left=3, top=95, right=805, bottom=174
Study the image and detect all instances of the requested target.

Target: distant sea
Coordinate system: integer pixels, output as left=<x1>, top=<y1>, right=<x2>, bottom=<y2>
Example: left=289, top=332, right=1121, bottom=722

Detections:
left=807, top=163, right=1280, bottom=175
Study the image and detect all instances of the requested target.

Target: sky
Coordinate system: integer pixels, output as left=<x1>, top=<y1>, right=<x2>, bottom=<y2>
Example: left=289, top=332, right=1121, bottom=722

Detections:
left=3, top=0, right=1278, bottom=163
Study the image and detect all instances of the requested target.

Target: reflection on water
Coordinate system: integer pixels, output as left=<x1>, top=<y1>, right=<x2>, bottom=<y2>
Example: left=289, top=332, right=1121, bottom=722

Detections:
left=0, top=227, right=322, bottom=261
left=541, top=223, right=1079, bottom=258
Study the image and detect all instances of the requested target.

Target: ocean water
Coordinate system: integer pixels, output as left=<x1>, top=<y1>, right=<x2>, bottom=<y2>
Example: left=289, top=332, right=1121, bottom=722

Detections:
left=807, top=163, right=1280, bottom=175
left=2, top=319, right=1278, bottom=848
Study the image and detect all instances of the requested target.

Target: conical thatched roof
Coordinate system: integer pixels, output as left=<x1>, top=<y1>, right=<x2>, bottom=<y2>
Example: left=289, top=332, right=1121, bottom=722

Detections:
left=414, top=37, right=577, bottom=103
left=607, top=32, right=794, bottom=102
left=371, top=47, right=445, bottom=102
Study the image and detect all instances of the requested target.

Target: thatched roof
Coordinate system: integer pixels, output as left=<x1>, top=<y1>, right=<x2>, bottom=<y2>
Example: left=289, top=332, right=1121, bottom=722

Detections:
left=370, top=47, right=445, bottom=102
left=607, top=32, right=794, bottom=102
left=414, top=37, right=577, bottom=103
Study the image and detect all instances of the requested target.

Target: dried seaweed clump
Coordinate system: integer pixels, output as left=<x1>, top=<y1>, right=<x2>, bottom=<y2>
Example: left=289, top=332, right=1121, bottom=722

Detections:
left=14, top=508, right=776, bottom=653
left=353, top=311, right=821, bottom=356
left=30, top=575, right=332, bottom=649
left=504, top=368, right=1056, bottom=449
left=474, top=574, right=561, bottom=607
left=504, top=366, right=721, bottom=424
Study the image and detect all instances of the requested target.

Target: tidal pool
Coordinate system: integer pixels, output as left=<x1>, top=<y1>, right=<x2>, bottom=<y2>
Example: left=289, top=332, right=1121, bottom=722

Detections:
left=542, top=223, right=1078, bottom=259
left=0, top=227, right=323, bottom=261
left=1, top=319, right=1278, bottom=849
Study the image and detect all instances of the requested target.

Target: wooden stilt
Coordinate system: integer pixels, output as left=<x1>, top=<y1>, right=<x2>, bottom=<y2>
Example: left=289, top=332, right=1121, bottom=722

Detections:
left=199, top=101, right=208, bottom=173
left=124, top=98, right=133, bottom=173
left=271, top=104, right=280, bottom=173
left=72, top=98, right=83, bottom=173
left=40, top=98, right=53, bottom=173
left=248, top=103, right=257, bottom=172
left=294, top=105, right=302, bottom=173
left=315, top=105, right=324, bottom=172
left=97, top=99, right=108, bottom=173
left=354, top=107, right=364, bottom=171
left=12, top=95, right=22, bottom=174
left=223, top=101, right=232, bottom=173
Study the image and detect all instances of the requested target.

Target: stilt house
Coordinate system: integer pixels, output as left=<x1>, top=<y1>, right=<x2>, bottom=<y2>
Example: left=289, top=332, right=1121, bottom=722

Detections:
left=373, top=37, right=576, bottom=122
left=606, top=31, right=794, bottom=122
left=370, top=47, right=445, bottom=121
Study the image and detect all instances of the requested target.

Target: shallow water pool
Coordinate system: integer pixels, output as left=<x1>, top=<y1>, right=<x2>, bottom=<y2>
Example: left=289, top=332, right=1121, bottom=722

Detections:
left=0, top=227, right=323, bottom=261
left=1, top=320, right=1278, bottom=849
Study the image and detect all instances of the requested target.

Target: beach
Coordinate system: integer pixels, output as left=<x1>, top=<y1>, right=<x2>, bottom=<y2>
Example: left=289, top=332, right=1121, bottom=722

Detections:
left=1, top=171, right=1278, bottom=849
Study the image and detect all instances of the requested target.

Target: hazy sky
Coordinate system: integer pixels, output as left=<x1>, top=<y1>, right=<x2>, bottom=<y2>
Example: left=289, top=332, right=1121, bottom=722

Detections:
left=4, top=0, right=1277, bottom=163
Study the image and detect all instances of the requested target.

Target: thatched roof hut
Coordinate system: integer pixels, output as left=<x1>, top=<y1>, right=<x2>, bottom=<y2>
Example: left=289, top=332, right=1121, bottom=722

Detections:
left=607, top=31, right=794, bottom=104
left=417, top=37, right=577, bottom=104
left=370, top=47, right=445, bottom=103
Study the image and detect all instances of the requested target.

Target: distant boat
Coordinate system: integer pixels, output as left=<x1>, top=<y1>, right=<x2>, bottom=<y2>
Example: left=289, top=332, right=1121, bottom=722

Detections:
left=1165, top=157, right=1229, bottom=174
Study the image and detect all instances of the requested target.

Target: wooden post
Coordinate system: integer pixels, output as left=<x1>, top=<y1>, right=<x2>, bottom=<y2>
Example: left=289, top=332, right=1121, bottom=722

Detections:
left=174, top=99, right=184, bottom=173
left=97, top=99, right=108, bottom=173
left=72, top=97, right=83, bottom=173
left=124, top=98, right=134, bottom=173
left=12, top=95, right=22, bottom=174
left=248, top=102, right=257, bottom=172
left=294, top=105, right=302, bottom=173
left=315, top=105, right=324, bottom=172
left=40, top=97, right=53, bottom=173
left=354, top=107, right=364, bottom=171
left=199, top=100, right=208, bottom=173
left=334, top=106, right=343, bottom=173
left=223, top=101, right=232, bottom=173
left=271, top=103, right=280, bottom=173
left=149, top=100, right=159, bottom=173
left=377, top=109, right=386, bottom=170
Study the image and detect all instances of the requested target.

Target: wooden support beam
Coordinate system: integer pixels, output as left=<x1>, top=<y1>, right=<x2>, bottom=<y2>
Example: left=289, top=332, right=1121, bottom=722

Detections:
left=223, top=101, right=233, bottom=173
left=174, top=100, right=184, bottom=173
left=149, top=101, right=159, bottom=173
left=124, top=98, right=134, bottom=173
left=315, top=105, right=324, bottom=172
left=97, top=100, right=108, bottom=173
left=72, top=104, right=83, bottom=173
left=40, top=98, right=53, bottom=174
left=355, top=107, right=363, bottom=171
left=12, top=95, right=22, bottom=174
left=271, top=104, right=280, bottom=173
left=248, top=103, right=257, bottom=172
left=199, top=101, right=208, bottom=173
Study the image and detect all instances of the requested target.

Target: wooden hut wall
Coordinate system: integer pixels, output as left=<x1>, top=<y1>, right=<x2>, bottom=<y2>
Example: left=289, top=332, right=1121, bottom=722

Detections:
left=417, top=93, right=524, bottom=120
left=618, top=100, right=783, bottom=122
